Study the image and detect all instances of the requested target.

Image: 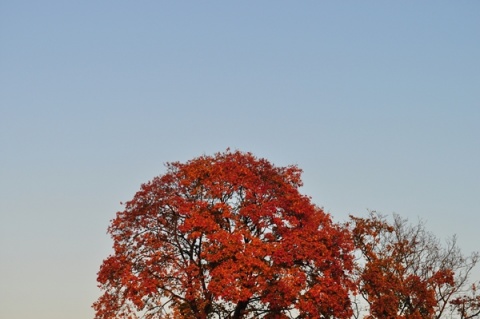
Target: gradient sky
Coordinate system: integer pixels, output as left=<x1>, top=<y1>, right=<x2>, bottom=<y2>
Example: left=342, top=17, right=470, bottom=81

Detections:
left=1, top=2, right=479, bottom=319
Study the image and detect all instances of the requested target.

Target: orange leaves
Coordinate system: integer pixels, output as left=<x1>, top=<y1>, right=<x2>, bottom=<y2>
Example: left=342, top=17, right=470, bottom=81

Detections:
left=93, top=150, right=480, bottom=319
left=451, top=284, right=480, bottom=319
left=349, top=212, right=480, bottom=319
left=93, top=150, right=356, bottom=319
left=430, top=268, right=455, bottom=286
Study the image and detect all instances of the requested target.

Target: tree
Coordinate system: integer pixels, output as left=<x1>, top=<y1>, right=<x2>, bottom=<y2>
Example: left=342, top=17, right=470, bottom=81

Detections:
left=350, top=212, right=479, bottom=319
left=93, top=150, right=355, bottom=319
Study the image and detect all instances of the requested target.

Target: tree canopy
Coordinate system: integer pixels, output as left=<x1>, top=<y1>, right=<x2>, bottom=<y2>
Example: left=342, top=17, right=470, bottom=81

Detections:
left=94, top=150, right=355, bottom=319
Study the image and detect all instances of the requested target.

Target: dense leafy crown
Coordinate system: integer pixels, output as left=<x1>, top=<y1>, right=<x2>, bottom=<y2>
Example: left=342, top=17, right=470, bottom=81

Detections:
left=93, top=150, right=355, bottom=319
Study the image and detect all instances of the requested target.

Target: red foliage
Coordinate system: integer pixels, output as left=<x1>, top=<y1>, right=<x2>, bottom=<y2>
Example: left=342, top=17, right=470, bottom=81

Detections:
left=451, top=283, right=480, bottom=319
left=93, top=150, right=355, bottom=319
left=350, top=213, right=457, bottom=319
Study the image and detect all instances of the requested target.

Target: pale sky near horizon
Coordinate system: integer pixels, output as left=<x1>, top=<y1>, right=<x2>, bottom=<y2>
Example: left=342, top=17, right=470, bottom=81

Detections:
left=1, top=2, right=479, bottom=319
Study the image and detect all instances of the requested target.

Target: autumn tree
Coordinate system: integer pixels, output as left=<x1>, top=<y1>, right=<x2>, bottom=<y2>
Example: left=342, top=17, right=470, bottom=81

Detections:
left=350, top=212, right=479, bottom=319
left=93, top=150, right=355, bottom=319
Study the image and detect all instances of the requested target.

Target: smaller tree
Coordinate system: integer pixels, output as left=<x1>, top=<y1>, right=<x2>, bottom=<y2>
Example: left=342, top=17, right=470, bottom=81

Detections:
left=350, top=212, right=479, bottom=319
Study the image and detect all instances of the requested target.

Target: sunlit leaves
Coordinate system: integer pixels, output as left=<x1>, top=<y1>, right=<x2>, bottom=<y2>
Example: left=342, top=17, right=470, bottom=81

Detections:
left=93, top=150, right=355, bottom=319
left=93, top=150, right=480, bottom=319
left=350, top=212, right=478, bottom=319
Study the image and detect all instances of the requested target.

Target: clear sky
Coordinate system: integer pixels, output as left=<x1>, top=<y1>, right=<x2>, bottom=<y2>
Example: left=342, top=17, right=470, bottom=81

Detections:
left=1, top=2, right=479, bottom=319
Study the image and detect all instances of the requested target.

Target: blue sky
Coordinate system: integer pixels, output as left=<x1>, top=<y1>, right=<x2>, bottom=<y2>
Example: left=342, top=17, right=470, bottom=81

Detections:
left=1, top=2, right=479, bottom=319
